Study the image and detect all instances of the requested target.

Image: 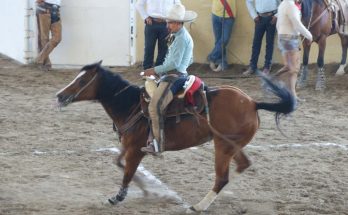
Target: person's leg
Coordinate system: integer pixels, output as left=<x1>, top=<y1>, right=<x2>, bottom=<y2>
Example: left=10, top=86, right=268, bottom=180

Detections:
left=264, top=17, right=276, bottom=71
left=273, top=54, right=289, bottom=78
left=145, top=81, right=173, bottom=153
left=155, top=23, right=169, bottom=67
left=249, top=18, right=267, bottom=71
left=36, top=13, right=51, bottom=64
left=287, top=51, right=301, bottom=98
left=276, top=51, right=300, bottom=97
left=220, top=17, right=235, bottom=69
left=208, top=14, right=222, bottom=64
left=143, top=24, right=157, bottom=70
left=36, top=20, right=62, bottom=66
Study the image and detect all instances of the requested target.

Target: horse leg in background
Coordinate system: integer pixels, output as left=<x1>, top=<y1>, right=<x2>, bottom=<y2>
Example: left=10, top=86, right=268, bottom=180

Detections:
left=109, top=148, right=146, bottom=205
left=188, top=139, right=239, bottom=212
left=336, top=35, right=348, bottom=76
left=315, top=37, right=327, bottom=91
left=297, top=41, right=311, bottom=88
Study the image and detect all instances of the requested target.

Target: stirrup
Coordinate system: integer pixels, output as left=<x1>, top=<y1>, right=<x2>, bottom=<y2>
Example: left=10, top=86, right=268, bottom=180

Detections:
left=141, top=139, right=160, bottom=156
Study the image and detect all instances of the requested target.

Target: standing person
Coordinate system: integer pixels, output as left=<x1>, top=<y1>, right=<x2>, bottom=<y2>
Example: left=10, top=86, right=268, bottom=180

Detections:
left=135, top=0, right=181, bottom=70
left=207, top=0, right=236, bottom=72
left=243, top=0, right=280, bottom=75
left=141, top=3, right=197, bottom=155
left=35, top=0, right=62, bottom=71
left=275, top=0, right=312, bottom=100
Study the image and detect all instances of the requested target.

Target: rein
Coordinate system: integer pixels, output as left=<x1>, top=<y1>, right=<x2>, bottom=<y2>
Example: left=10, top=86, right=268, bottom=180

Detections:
left=114, top=85, right=131, bottom=97
left=113, top=102, right=144, bottom=140
left=190, top=108, right=242, bottom=156
left=307, top=0, right=332, bottom=29
left=113, top=85, right=144, bottom=139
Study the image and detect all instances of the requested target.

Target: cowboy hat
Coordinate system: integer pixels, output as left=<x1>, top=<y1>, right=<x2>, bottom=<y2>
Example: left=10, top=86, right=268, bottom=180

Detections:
left=165, top=4, right=197, bottom=22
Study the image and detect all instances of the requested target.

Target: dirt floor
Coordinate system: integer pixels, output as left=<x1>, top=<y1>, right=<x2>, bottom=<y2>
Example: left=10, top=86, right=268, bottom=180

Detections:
left=0, top=54, right=347, bottom=215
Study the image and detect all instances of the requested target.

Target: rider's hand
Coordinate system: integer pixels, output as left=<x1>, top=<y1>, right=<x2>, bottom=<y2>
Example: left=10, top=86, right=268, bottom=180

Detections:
left=143, top=68, right=156, bottom=77
left=145, top=17, right=152, bottom=25
left=270, top=16, right=277, bottom=25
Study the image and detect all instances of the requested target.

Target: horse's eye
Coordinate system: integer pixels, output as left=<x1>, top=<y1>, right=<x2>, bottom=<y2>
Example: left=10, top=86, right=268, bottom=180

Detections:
left=79, top=79, right=87, bottom=86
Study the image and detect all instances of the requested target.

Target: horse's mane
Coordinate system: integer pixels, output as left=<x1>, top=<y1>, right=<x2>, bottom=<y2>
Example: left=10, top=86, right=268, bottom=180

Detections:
left=301, top=0, right=324, bottom=20
left=86, top=63, right=141, bottom=116
left=301, top=0, right=313, bottom=19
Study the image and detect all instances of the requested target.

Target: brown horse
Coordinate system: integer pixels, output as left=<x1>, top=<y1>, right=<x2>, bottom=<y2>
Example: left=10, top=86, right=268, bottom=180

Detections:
left=56, top=61, right=296, bottom=212
left=298, top=0, right=348, bottom=90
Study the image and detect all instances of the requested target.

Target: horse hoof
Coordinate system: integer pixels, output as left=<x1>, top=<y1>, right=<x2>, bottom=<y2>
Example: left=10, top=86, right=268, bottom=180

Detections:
left=335, top=64, right=346, bottom=76
left=315, top=85, right=326, bottom=92
left=315, top=81, right=326, bottom=91
left=108, top=198, right=119, bottom=205
left=335, top=69, right=345, bottom=76
left=186, top=206, right=198, bottom=214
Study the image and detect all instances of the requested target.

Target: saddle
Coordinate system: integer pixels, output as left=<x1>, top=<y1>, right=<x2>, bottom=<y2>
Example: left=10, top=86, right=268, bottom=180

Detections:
left=140, top=78, right=208, bottom=122
left=328, top=0, right=348, bottom=34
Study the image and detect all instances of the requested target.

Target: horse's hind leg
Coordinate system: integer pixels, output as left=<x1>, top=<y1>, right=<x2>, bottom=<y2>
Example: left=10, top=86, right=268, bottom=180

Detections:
left=108, top=148, right=145, bottom=205
left=336, top=35, right=348, bottom=76
left=189, top=139, right=234, bottom=212
left=234, top=150, right=251, bottom=174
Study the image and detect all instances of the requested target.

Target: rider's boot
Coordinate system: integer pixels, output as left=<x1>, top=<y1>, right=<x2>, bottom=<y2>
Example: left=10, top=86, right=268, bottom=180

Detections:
left=141, top=139, right=161, bottom=155
left=141, top=130, right=162, bottom=156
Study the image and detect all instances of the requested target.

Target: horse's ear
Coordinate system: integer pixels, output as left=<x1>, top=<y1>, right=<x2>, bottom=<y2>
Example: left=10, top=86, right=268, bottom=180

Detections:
left=97, top=60, right=103, bottom=66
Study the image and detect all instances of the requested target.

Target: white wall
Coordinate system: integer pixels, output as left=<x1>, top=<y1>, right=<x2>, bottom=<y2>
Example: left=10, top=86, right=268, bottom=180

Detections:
left=0, top=0, right=27, bottom=64
left=0, top=0, right=133, bottom=67
left=53, top=0, right=133, bottom=66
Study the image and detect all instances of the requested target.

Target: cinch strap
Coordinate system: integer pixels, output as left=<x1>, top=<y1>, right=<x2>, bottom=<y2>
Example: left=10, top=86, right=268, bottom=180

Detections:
left=219, top=0, right=234, bottom=18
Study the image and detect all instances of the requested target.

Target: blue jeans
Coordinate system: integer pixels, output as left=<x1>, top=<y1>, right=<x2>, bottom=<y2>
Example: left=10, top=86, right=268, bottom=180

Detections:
left=278, top=34, right=300, bottom=54
left=249, top=16, right=276, bottom=71
left=207, top=14, right=234, bottom=69
left=144, top=22, right=169, bottom=70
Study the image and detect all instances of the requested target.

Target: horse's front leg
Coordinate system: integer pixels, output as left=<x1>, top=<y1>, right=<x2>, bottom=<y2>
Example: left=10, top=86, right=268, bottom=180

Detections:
left=336, top=35, right=348, bottom=76
left=315, top=37, right=327, bottom=91
left=108, top=147, right=145, bottom=205
left=297, top=40, right=311, bottom=88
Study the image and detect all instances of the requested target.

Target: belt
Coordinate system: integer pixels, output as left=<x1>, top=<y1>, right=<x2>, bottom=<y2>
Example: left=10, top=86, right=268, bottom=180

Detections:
left=36, top=2, right=60, bottom=13
left=151, top=17, right=166, bottom=23
left=258, top=10, right=277, bottom=17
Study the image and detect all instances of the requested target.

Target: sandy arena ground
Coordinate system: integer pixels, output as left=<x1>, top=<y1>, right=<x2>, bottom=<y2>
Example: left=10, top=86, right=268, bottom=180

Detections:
left=0, top=54, right=347, bottom=215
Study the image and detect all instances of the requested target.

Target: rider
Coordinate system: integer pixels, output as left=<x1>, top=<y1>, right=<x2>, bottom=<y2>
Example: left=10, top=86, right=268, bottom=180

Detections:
left=141, top=3, right=197, bottom=155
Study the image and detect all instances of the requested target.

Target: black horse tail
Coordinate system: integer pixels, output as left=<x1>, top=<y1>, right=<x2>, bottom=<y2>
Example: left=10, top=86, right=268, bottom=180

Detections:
left=255, top=74, right=297, bottom=135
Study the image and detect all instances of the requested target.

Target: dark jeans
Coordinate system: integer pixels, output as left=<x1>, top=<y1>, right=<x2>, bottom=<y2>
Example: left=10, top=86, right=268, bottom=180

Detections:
left=249, top=16, right=276, bottom=71
left=143, top=22, right=169, bottom=70
left=207, top=14, right=235, bottom=69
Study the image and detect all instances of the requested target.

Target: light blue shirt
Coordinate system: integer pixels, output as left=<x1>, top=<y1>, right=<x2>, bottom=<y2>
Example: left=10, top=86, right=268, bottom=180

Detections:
left=154, top=26, right=193, bottom=76
left=246, top=0, right=281, bottom=19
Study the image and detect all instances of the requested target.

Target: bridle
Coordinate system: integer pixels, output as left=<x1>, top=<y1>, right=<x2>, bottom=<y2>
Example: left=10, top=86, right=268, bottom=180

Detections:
left=61, top=72, right=98, bottom=107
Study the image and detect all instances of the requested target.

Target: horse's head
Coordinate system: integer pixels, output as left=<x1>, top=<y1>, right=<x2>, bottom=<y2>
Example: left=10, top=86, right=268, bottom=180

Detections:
left=56, top=61, right=103, bottom=108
